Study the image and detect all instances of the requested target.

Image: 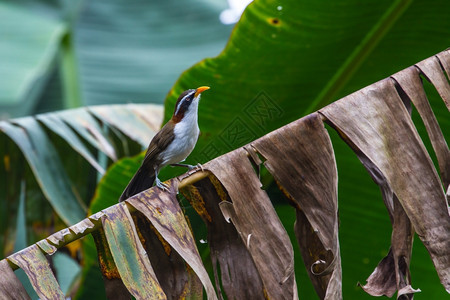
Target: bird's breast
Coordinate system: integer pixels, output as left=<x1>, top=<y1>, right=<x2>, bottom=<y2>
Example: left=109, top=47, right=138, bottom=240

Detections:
left=160, top=118, right=199, bottom=166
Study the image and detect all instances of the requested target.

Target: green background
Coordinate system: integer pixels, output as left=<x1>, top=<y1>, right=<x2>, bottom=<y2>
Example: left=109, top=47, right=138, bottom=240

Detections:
left=0, top=0, right=448, bottom=298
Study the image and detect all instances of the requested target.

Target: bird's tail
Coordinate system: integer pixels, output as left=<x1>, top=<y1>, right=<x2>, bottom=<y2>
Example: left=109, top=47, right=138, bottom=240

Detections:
left=119, top=166, right=156, bottom=202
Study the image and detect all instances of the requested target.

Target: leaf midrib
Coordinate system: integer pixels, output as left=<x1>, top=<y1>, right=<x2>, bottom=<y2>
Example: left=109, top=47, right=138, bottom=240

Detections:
left=305, top=0, right=413, bottom=114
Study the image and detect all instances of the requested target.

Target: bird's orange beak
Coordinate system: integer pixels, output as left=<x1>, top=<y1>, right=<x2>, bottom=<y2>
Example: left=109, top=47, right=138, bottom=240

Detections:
left=194, top=86, right=210, bottom=98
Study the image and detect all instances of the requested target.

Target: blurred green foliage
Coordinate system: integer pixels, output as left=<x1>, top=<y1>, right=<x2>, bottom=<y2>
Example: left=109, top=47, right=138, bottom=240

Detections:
left=1, top=0, right=449, bottom=298
left=159, top=0, right=449, bottom=298
left=0, top=0, right=232, bottom=118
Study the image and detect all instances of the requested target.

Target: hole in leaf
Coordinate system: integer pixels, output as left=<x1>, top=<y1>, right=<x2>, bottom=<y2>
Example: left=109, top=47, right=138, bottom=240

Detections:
left=244, top=145, right=266, bottom=179
left=436, top=57, right=450, bottom=85
left=392, top=78, right=412, bottom=114
left=399, top=73, right=448, bottom=181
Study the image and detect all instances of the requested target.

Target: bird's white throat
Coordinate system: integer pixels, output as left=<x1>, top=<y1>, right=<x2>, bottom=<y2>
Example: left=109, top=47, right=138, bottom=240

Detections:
left=161, top=98, right=200, bottom=166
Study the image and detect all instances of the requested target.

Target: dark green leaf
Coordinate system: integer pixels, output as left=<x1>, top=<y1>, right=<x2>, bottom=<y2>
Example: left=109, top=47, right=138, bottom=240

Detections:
left=0, top=119, right=86, bottom=225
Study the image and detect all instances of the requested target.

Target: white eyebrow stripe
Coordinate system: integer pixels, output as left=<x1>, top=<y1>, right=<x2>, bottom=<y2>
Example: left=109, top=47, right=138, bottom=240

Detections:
left=175, top=90, right=195, bottom=115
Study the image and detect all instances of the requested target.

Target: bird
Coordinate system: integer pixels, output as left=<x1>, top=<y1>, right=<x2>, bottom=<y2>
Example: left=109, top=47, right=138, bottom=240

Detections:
left=119, top=86, right=209, bottom=202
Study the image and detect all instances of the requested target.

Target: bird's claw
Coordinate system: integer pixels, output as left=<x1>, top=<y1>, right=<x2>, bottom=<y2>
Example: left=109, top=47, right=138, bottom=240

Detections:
left=155, top=177, right=169, bottom=191
left=188, top=163, right=204, bottom=174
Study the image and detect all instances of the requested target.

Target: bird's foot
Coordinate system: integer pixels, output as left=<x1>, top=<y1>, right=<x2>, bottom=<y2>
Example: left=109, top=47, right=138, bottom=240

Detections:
left=155, top=177, right=169, bottom=191
left=170, top=163, right=203, bottom=172
left=188, top=163, right=203, bottom=171
left=187, top=163, right=204, bottom=176
left=171, top=163, right=192, bottom=169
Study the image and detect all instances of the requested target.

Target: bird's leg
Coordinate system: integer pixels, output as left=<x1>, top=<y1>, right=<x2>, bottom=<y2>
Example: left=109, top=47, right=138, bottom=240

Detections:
left=170, top=163, right=203, bottom=171
left=170, top=163, right=194, bottom=169
left=154, top=169, right=169, bottom=191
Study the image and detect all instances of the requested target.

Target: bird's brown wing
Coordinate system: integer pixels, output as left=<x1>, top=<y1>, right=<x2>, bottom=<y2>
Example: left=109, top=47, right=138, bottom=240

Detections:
left=119, top=121, right=175, bottom=202
left=142, top=120, right=175, bottom=167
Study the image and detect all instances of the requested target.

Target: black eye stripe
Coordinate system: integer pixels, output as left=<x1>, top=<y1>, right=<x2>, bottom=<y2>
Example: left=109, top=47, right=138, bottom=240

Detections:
left=175, top=90, right=196, bottom=114
left=183, top=92, right=194, bottom=101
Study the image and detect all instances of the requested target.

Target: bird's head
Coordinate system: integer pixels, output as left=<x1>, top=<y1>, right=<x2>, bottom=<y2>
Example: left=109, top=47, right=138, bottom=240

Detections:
left=172, top=86, right=210, bottom=123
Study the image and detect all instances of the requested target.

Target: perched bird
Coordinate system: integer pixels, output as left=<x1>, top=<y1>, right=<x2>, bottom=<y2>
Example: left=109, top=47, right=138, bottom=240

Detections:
left=119, top=86, right=209, bottom=202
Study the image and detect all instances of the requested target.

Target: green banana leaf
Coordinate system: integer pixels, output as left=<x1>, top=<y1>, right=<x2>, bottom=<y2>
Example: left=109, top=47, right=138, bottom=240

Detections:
left=1, top=0, right=449, bottom=298
left=162, top=0, right=450, bottom=163
left=155, top=0, right=449, bottom=298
